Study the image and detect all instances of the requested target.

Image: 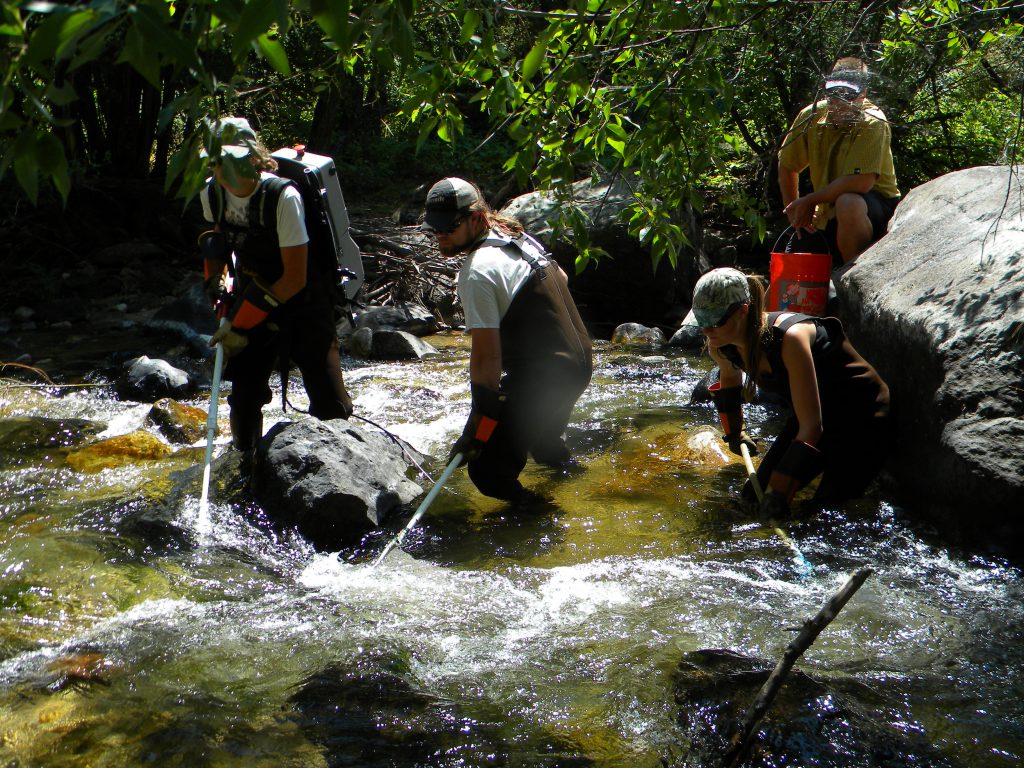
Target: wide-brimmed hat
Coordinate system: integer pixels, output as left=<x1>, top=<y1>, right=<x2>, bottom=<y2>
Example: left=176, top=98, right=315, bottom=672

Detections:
left=201, top=117, right=259, bottom=160
left=692, top=268, right=751, bottom=327
left=421, top=177, right=481, bottom=232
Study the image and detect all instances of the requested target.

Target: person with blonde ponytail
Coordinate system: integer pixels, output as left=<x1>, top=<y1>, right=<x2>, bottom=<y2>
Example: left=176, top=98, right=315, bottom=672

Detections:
left=692, top=268, right=890, bottom=517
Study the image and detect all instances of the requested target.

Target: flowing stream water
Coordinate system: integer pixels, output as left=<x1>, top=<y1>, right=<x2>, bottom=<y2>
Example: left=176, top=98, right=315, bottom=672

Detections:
left=1, top=332, right=1021, bottom=766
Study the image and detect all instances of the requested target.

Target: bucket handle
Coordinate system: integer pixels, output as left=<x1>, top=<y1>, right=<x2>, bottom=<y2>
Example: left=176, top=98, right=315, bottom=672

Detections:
left=772, top=225, right=831, bottom=256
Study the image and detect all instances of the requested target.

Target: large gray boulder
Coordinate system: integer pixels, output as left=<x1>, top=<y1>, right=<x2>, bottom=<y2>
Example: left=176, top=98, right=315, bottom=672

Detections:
left=252, top=419, right=423, bottom=550
left=837, top=165, right=1024, bottom=549
left=501, top=175, right=704, bottom=333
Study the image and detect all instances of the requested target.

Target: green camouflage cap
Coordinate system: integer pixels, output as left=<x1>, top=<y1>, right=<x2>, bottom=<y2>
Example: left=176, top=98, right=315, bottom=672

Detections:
left=692, top=268, right=751, bottom=327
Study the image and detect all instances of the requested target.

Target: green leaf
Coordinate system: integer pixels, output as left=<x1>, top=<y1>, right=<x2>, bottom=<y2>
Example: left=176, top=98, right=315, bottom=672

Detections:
left=117, top=24, right=161, bottom=88
left=14, top=154, right=39, bottom=206
left=0, top=109, right=23, bottom=131
left=254, top=33, right=291, bottom=75
left=460, top=10, right=480, bottom=44
left=311, top=0, right=348, bottom=50
left=69, top=27, right=113, bottom=72
left=24, top=9, right=95, bottom=70
left=43, top=79, right=77, bottom=107
left=522, top=29, right=552, bottom=82
left=233, top=0, right=278, bottom=60
left=131, top=3, right=201, bottom=71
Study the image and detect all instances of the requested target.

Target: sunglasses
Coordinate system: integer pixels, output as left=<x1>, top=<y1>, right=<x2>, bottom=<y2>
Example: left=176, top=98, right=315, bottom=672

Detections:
left=702, top=302, right=744, bottom=329
left=426, top=215, right=467, bottom=236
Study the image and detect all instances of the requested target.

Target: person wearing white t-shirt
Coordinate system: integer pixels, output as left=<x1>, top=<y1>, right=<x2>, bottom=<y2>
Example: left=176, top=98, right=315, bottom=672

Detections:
left=421, top=177, right=592, bottom=502
left=198, top=117, right=352, bottom=451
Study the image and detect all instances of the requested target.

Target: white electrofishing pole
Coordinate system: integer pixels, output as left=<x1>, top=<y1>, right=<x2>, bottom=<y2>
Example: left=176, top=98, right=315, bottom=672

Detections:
left=198, top=320, right=226, bottom=516
left=741, top=443, right=812, bottom=577
left=372, top=452, right=463, bottom=567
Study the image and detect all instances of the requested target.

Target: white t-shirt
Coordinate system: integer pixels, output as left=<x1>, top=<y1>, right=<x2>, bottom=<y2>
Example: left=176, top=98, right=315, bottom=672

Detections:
left=201, top=171, right=308, bottom=247
left=458, top=231, right=545, bottom=329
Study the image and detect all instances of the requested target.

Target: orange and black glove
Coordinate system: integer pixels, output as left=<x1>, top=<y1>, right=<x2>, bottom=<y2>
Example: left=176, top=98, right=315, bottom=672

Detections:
left=449, top=384, right=506, bottom=466
left=709, top=381, right=758, bottom=456
left=228, top=277, right=282, bottom=331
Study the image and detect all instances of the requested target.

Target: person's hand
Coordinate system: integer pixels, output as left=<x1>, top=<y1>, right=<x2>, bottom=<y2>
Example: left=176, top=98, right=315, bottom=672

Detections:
left=210, top=321, right=248, bottom=357
left=447, top=384, right=505, bottom=466
left=448, top=412, right=492, bottom=466
left=758, top=489, right=790, bottom=520
left=783, top=196, right=818, bottom=233
left=726, top=430, right=758, bottom=457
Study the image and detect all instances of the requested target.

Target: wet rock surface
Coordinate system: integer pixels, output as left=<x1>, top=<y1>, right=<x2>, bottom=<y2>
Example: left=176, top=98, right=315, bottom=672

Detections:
left=251, top=418, right=423, bottom=550
left=839, top=165, right=1024, bottom=550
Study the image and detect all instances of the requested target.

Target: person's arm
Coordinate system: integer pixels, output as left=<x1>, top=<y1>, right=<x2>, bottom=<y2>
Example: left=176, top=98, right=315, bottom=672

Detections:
left=469, top=328, right=502, bottom=390
left=780, top=323, right=823, bottom=446
left=708, top=344, right=743, bottom=388
left=757, top=321, right=825, bottom=515
left=448, top=327, right=504, bottom=464
left=707, top=344, right=757, bottom=456
left=270, top=243, right=308, bottom=302
left=778, top=162, right=800, bottom=209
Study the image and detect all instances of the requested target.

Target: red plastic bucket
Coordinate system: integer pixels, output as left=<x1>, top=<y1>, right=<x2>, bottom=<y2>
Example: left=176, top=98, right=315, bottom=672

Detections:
left=768, top=250, right=831, bottom=315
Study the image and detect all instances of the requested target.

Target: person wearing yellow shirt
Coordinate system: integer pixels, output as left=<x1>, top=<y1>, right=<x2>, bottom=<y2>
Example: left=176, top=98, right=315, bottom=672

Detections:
left=778, top=57, right=901, bottom=266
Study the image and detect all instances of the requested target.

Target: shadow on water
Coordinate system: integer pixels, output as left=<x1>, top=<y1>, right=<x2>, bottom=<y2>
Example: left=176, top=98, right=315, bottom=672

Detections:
left=0, top=340, right=1022, bottom=767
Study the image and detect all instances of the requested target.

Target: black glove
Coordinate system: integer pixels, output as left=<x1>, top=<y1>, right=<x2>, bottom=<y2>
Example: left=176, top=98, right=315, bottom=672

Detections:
left=758, top=489, right=790, bottom=519
left=728, top=430, right=759, bottom=457
left=449, top=384, right=506, bottom=466
left=766, top=440, right=823, bottom=503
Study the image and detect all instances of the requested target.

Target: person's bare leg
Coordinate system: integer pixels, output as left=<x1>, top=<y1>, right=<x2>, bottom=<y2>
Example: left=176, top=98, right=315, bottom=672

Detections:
left=834, top=192, right=873, bottom=263
left=326, top=339, right=354, bottom=417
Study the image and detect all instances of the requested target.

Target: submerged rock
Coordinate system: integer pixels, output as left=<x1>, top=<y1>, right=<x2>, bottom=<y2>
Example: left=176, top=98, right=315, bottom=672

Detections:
left=671, top=648, right=958, bottom=768
left=354, top=302, right=439, bottom=337
left=147, top=398, right=211, bottom=445
left=65, top=431, right=173, bottom=472
left=611, top=322, right=666, bottom=347
left=668, top=311, right=705, bottom=351
left=251, top=419, right=423, bottom=550
left=0, top=416, right=103, bottom=466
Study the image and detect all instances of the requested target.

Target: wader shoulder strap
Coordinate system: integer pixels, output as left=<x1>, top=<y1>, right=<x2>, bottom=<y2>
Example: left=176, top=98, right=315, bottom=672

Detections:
left=208, top=179, right=225, bottom=227
left=478, top=232, right=550, bottom=278
left=255, top=176, right=293, bottom=231
left=770, top=311, right=814, bottom=335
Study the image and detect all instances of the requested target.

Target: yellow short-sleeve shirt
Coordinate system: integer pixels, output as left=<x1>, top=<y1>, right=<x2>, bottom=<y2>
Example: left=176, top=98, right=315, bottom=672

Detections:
left=779, top=99, right=900, bottom=229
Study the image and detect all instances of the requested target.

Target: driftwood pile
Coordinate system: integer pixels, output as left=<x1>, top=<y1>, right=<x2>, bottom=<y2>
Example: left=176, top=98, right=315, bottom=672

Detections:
left=350, top=218, right=462, bottom=325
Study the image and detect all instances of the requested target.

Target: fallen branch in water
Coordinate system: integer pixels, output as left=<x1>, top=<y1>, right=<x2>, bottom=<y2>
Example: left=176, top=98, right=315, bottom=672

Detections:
left=722, top=565, right=874, bottom=767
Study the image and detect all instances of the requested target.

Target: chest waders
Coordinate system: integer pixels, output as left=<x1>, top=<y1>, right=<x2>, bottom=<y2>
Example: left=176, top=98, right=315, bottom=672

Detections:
left=465, top=234, right=593, bottom=498
left=482, top=233, right=592, bottom=385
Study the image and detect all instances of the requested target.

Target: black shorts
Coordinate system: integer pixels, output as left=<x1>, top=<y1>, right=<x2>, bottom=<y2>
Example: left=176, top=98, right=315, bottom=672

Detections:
left=822, top=191, right=900, bottom=266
